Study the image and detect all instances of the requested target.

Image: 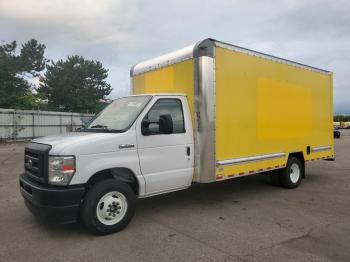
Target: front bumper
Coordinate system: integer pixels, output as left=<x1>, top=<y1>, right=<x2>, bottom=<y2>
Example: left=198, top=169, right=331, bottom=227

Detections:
left=19, top=174, right=85, bottom=224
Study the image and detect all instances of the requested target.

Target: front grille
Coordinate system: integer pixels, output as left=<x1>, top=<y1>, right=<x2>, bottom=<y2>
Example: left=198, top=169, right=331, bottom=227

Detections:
left=24, top=143, right=52, bottom=183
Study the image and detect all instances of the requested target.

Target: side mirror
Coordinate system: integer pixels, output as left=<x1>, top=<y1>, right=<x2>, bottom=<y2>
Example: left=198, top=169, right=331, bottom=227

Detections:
left=141, top=119, right=151, bottom=135
left=159, top=114, right=173, bottom=134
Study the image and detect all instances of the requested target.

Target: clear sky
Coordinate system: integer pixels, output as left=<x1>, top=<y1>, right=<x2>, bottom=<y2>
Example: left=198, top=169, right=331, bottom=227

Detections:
left=1, top=0, right=349, bottom=113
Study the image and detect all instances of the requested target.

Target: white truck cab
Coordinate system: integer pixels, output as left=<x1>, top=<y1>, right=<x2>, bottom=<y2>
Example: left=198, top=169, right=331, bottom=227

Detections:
left=20, top=94, right=195, bottom=234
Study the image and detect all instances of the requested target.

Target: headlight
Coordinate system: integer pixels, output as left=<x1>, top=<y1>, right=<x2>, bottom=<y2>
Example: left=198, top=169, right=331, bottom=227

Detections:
left=48, top=156, right=75, bottom=185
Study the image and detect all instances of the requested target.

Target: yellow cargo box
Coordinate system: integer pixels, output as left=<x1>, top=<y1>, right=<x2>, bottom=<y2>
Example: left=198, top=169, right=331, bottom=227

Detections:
left=131, top=39, right=334, bottom=183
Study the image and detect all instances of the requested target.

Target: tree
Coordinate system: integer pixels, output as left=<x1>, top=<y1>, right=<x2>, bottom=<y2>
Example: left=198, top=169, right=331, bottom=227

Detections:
left=334, top=115, right=350, bottom=122
left=38, top=55, right=112, bottom=113
left=20, top=39, right=47, bottom=76
left=0, top=39, right=47, bottom=109
left=12, top=92, right=48, bottom=110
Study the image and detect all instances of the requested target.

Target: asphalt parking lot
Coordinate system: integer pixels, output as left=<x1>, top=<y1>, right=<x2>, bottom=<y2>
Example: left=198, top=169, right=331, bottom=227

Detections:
left=0, top=131, right=349, bottom=262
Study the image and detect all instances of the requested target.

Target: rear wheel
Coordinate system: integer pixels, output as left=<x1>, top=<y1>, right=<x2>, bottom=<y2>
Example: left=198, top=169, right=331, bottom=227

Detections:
left=280, top=157, right=304, bottom=189
left=81, top=179, right=135, bottom=235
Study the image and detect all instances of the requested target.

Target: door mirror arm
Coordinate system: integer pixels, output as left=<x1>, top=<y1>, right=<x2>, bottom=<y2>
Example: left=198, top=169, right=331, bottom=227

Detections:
left=141, top=119, right=151, bottom=136
left=141, top=114, right=173, bottom=135
left=159, top=114, right=173, bottom=134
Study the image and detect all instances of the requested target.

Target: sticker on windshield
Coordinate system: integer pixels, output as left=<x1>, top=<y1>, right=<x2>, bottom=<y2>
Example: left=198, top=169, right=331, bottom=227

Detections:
left=127, top=102, right=142, bottom=107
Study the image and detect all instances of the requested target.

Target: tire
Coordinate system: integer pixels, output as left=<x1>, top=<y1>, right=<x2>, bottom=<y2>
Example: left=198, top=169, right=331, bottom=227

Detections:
left=280, top=157, right=304, bottom=189
left=81, top=179, right=135, bottom=235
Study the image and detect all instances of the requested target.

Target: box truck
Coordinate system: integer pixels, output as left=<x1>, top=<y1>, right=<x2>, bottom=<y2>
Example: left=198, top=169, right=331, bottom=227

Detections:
left=19, top=39, right=334, bottom=234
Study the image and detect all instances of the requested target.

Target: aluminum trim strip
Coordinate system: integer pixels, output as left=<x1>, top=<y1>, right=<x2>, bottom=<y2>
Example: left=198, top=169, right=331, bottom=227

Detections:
left=193, top=56, right=216, bottom=183
left=217, top=152, right=286, bottom=166
left=131, top=44, right=196, bottom=76
left=215, top=41, right=330, bottom=75
left=311, top=146, right=332, bottom=152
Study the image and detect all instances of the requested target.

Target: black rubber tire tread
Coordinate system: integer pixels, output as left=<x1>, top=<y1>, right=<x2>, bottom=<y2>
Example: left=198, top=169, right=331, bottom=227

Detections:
left=81, top=179, right=135, bottom=235
left=280, top=157, right=304, bottom=189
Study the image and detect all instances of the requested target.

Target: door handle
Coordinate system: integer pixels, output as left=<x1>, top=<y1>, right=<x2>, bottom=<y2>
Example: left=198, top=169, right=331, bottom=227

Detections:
left=186, top=146, right=190, bottom=156
left=119, top=144, right=135, bottom=149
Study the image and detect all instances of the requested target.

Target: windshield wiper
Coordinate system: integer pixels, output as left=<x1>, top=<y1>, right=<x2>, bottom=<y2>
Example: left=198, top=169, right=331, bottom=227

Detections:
left=89, top=124, right=109, bottom=129
left=83, top=124, right=122, bottom=133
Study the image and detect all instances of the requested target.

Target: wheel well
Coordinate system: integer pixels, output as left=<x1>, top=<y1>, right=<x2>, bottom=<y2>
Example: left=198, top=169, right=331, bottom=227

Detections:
left=86, top=168, right=139, bottom=195
left=288, top=152, right=305, bottom=178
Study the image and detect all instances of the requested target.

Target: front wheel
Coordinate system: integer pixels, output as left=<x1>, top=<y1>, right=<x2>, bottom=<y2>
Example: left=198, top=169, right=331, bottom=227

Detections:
left=81, top=179, right=135, bottom=235
left=280, top=157, right=304, bottom=189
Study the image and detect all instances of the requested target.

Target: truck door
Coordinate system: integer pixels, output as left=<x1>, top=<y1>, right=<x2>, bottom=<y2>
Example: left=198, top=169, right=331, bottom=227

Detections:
left=136, top=96, right=194, bottom=195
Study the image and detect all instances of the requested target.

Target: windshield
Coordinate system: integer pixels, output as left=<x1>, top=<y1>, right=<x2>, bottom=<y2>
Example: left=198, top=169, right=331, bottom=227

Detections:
left=86, top=96, right=151, bottom=132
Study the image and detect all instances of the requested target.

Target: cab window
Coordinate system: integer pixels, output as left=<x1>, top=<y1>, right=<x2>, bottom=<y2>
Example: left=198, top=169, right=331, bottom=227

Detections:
left=143, top=99, right=185, bottom=135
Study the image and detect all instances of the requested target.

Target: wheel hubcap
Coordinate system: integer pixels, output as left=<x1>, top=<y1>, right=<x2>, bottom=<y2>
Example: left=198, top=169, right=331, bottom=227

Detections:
left=96, top=191, right=127, bottom=225
left=290, top=163, right=300, bottom=184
